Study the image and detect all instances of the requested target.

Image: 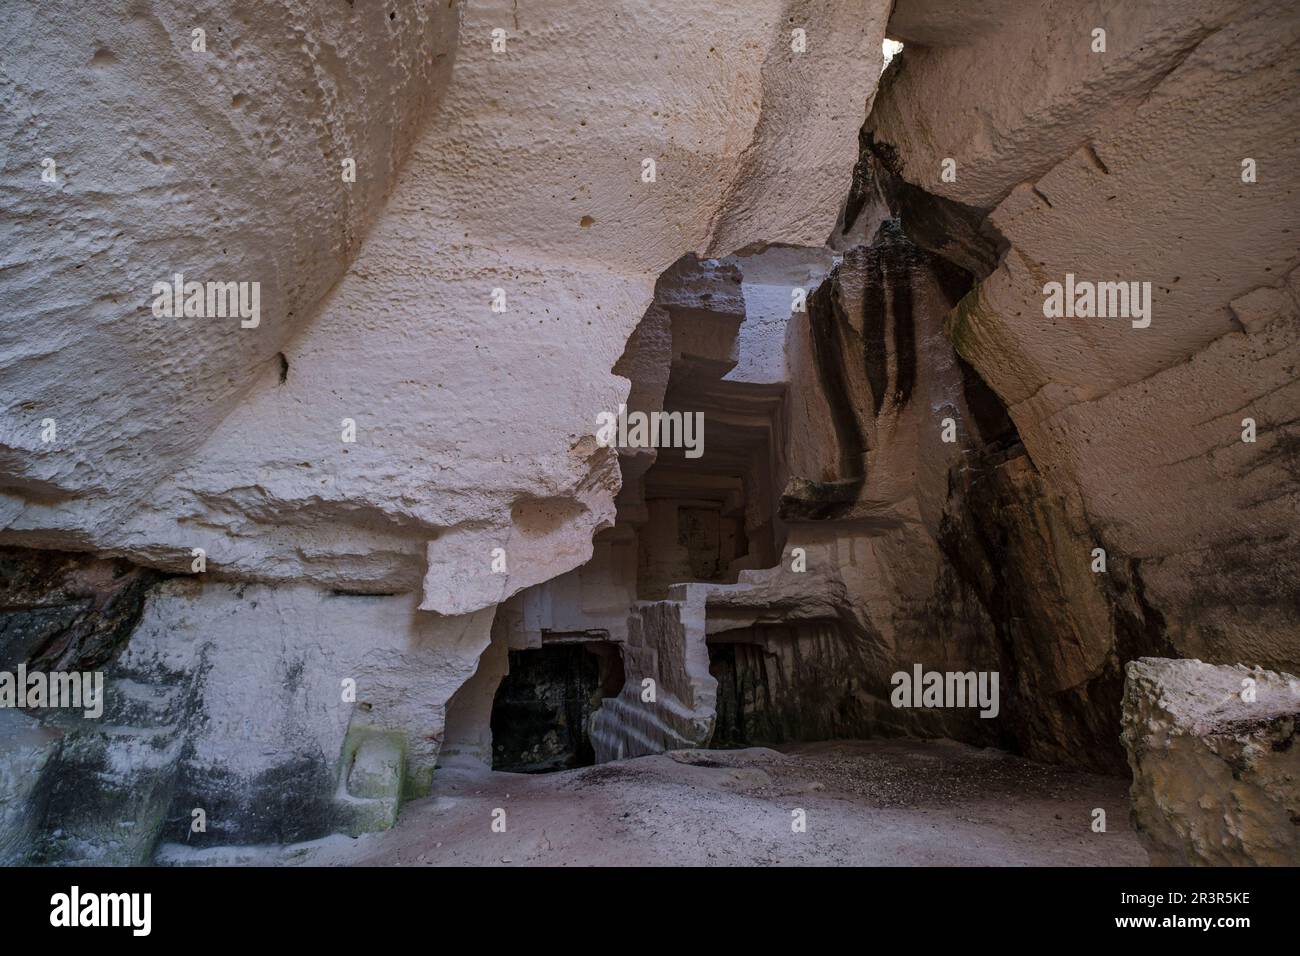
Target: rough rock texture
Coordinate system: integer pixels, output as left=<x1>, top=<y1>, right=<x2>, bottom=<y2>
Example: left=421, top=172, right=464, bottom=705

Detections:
left=711, top=622, right=885, bottom=746
left=1, top=1, right=456, bottom=536
left=940, top=443, right=1174, bottom=772
left=3, top=580, right=492, bottom=863
left=0, top=547, right=165, bottom=673
left=1122, top=658, right=1300, bottom=866
left=3, top=1, right=885, bottom=602
left=1, top=0, right=890, bottom=860
left=476, top=0, right=1300, bottom=780
left=0, top=548, right=168, bottom=862
left=487, top=225, right=1017, bottom=764
left=0, top=711, right=60, bottom=865
left=807, top=0, right=1300, bottom=776
left=3, top=0, right=1297, bottom=863
left=868, top=0, right=1300, bottom=672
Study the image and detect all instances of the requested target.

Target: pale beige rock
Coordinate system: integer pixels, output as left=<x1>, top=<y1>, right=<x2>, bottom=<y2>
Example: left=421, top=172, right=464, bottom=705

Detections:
left=872, top=0, right=1264, bottom=209
left=0, top=0, right=456, bottom=529
left=2, top=1, right=889, bottom=615
left=124, top=580, right=495, bottom=798
left=1, top=1, right=890, bottom=854
left=6, top=0, right=1296, bottom=861
left=878, top=0, right=1300, bottom=670
left=494, top=230, right=1015, bottom=761
left=1122, top=657, right=1300, bottom=866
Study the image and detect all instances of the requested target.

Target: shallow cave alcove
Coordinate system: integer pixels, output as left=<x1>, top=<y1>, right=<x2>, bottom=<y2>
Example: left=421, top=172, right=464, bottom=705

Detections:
left=708, top=622, right=878, bottom=748
left=489, top=641, right=624, bottom=773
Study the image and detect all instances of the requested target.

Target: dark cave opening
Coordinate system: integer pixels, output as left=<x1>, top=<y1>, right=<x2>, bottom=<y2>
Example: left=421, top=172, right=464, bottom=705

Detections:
left=707, top=622, right=879, bottom=748
left=489, top=642, right=623, bottom=773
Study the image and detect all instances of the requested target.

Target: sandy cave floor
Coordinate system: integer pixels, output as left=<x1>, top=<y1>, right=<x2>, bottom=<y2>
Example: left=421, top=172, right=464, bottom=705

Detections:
left=162, top=739, right=1148, bottom=866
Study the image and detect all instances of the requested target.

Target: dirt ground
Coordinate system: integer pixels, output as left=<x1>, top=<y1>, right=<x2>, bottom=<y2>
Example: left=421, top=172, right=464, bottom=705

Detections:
left=201, top=738, right=1145, bottom=867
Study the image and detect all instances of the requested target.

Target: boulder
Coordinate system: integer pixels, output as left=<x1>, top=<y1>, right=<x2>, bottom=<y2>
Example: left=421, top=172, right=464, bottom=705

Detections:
left=1122, top=657, right=1300, bottom=865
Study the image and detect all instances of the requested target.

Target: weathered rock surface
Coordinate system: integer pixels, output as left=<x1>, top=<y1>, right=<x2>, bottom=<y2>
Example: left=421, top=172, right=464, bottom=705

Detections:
left=489, top=224, right=1017, bottom=765
left=867, top=0, right=1300, bottom=672
left=3, top=579, right=492, bottom=862
left=0, top=547, right=164, bottom=673
left=3, top=1, right=886, bottom=606
left=1, top=0, right=457, bottom=535
left=2, top=0, right=1297, bottom=863
left=1, top=0, right=891, bottom=859
left=1122, top=657, right=1300, bottom=866
left=0, top=711, right=60, bottom=864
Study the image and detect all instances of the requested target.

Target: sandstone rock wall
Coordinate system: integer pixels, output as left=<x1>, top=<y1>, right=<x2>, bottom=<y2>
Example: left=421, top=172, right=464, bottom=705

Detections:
left=3, top=0, right=1296, bottom=862
left=4, top=0, right=886, bottom=601
left=3, top=579, right=493, bottom=862
left=1, top=0, right=891, bottom=859
left=1, top=0, right=457, bottom=540
left=868, top=0, right=1300, bottom=673
left=486, top=219, right=1018, bottom=764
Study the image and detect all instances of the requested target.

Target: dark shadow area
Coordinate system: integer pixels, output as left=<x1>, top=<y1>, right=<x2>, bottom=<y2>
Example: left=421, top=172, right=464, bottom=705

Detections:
left=708, top=622, right=880, bottom=748
left=490, top=643, right=621, bottom=773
